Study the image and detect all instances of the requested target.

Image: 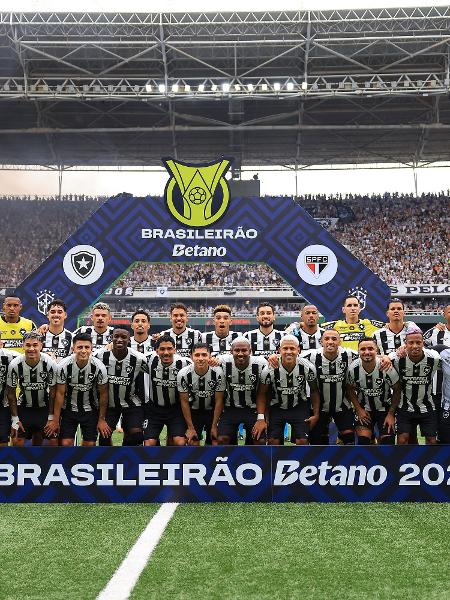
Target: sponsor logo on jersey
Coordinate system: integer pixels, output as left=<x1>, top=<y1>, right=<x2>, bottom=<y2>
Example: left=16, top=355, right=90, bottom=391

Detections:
left=163, top=157, right=232, bottom=227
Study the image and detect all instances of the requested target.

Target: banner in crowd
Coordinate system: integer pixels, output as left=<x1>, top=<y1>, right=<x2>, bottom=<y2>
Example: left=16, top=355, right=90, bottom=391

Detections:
left=15, top=158, right=390, bottom=328
left=389, top=284, right=450, bottom=297
left=0, top=446, right=449, bottom=503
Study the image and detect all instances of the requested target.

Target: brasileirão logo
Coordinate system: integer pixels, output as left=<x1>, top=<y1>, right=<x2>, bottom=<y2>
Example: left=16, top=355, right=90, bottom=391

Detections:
left=163, top=157, right=232, bottom=226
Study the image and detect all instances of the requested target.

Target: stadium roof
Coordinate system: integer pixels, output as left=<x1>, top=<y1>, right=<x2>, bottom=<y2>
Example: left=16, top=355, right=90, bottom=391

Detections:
left=0, top=7, right=450, bottom=169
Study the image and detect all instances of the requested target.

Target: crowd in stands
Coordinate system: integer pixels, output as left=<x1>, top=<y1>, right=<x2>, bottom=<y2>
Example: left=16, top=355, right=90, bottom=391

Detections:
left=0, top=192, right=447, bottom=288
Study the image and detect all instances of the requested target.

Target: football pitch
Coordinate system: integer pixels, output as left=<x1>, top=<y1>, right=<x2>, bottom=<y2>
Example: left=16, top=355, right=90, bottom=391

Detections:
left=0, top=503, right=449, bottom=600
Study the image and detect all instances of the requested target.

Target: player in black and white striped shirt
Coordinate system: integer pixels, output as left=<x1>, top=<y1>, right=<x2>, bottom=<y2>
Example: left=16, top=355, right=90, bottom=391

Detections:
left=73, top=302, right=114, bottom=351
left=424, top=305, right=450, bottom=348
left=244, top=302, right=285, bottom=358
left=40, top=299, right=73, bottom=361
left=254, top=335, right=320, bottom=445
left=143, top=334, right=192, bottom=446
left=216, top=337, right=267, bottom=445
left=48, top=333, right=108, bottom=446
left=6, top=331, right=56, bottom=446
left=302, top=329, right=358, bottom=445
left=347, top=337, right=401, bottom=445
left=0, top=348, right=20, bottom=446
left=177, top=343, right=225, bottom=445
left=129, top=310, right=155, bottom=355
left=201, top=304, right=240, bottom=356
left=391, top=326, right=441, bottom=444
left=286, top=304, right=324, bottom=351
left=373, top=299, right=416, bottom=355
left=159, top=302, right=202, bottom=358
left=96, top=328, right=148, bottom=446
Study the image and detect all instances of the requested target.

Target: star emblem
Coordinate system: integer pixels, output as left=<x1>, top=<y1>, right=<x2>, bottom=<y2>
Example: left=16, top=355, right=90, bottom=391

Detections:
left=76, top=256, right=91, bottom=271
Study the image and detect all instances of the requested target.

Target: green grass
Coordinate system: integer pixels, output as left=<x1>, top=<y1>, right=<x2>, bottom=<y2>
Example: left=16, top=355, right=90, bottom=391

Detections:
left=131, top=503, right=450, bottom=600
left=0, top=504, right=159, bottom=600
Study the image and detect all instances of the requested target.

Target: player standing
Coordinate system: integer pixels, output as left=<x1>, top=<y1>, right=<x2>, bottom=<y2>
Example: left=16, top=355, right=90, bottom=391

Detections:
left=202, top=304, right=240, bottom=356
left=0, top=296, right=36, bottom=352
left=40, top=299, right=73, bottom=361
left=73, top=302, right=114, bottom=351
left=286, top=304, right=324, bottom=350
left=244, top=302, right=285, bottom=358
left=159, top=303, right=202, bottom=358
left=129, top=310, right=155, bottom=355
left=0, top=347, right=20, bottom=446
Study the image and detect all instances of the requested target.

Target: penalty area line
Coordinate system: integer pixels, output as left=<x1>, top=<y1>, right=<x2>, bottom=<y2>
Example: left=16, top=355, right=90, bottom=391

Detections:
left=97, top=502, right=179, bottom=600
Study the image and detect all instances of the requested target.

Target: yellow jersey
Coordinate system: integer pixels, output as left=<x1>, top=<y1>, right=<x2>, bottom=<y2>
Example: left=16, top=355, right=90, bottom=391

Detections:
left=0, top=315, right=37, bottom=353
left=322, top=318, right=384, bottom=352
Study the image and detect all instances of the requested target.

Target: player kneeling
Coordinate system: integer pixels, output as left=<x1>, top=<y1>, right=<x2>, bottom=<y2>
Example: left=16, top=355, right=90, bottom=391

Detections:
left=346, top=338, right=400, bottom=445
left=177, top=343, right=225, bottom=445
left=253, top=335, right=319, bottom=444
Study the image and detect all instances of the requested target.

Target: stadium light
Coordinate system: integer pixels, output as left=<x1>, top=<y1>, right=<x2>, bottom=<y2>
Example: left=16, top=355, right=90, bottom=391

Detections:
left=171, top=83, right=179, bottom=93
left=247, top=83, right=254, bottom=92
left=261, top=83, right=268, bottom=91
left=198, top=84, right=205, bottom=92
left=301, top=81, right=308, bottom=90
left=211, top=83, right=218, bottom=92
left=144, top=84, right=152, bottom=93
left=184, top=84, right=191, bottom=92
left=158, top=84, right=166, bottom=93
left=274, top=82, right=281, bottom=91
left=222, top=83, right=230, bottom=93
left=234, top=84, right=241, bottom=91
left=287, top=82, right=294, bottom=91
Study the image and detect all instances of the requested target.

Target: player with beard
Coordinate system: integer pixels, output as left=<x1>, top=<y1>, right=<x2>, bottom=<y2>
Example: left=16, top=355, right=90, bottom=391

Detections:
left=159, top=303, right=202, bottom=358
left=129, top=310, right=155, bottom=356
left=347, top=337, right=401, bottom=445
left=72, top=302, right=114, bottom=351
left=391, top=327, right=441, bottom=445
left=143, top=334, right=192, bottom=446
left=253, top=335, right=319, bottom=445
left=322, top=295, right=384, bottom=352
left=286, top=304, right=324, bottom=351
left=177, top=343, right=225, bottom=445
left=39, top=299, right=73, bottom=361
left=6, top=331, right=56, bottom=446
left=0, top=296, right=36, bottom=352
left=373, top=299, right=416, bottom=355
left=216, top=337, right=267, bottom=445
left=202, top=304, right=240, bottom=356
left=96, top=328, right=148, bottom=446
left=244, top=303, right=285, bottom=358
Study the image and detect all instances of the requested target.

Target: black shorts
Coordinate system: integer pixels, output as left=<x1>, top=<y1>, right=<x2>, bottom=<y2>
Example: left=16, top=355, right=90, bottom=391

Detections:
left=143, top=403, right=185, bottom=441
left=354, top=409, right=391, bottom=436
left=105, top=405, right=144, bottom=435
left=217, top=406, right=259, bottom=439
left=268, top=404, right=309, bottom=441
left=438, top=403, right=450, bottom=443
left=17, top=406, right=49, bottom=439
left=396, top=409, right=437, bottom=438
left=0, top=405, right=11, bottom=443
left=191, top=409, right=214, bottom=443
left=309, top=407, right=355, bottom=444
left=60, top=409, right=99, bottom=442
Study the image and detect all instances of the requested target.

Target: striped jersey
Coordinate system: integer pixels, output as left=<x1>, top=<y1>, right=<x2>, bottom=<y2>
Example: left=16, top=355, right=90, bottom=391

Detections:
left=289, top=325, right=324, bottom=351
left=347, top=357, right=399, bottom=412
left=159, top=328, right=202, bottom=358
left=177, top=364, right=225, bottom=410
left=129, top=336, right=154, bottom=356
left=146, top=352, right=192, bottom=407
left=262, top=358, right=317, bottom=410
left=322, top=319, right=383, bottom=351
left=201, top=330, right=240, bottom=356
left=392, top=349, right=441, bottom=414
left=218, top=354, right=267, bottom=409
left=243, top=328, right=285, bottom=357
left=0, top=349, right=20, bottom=407
left=373, top=322, right=416, bottom=355
left=96, top=348, right=148, bottom=409
left=7, top=353, right=56, bottom=408
left=423, top=326, right=450, bottom=348
left=72, top=325, right=114, bottom=351
left=303, top=348, right=358, bottom=413
left=436, top=347, right=450, bottom=412
left=41, top=329, right=73, bottom=360
left=56, top=355, right=108, bottom=413
left=0, top=315, right=37, bottom=352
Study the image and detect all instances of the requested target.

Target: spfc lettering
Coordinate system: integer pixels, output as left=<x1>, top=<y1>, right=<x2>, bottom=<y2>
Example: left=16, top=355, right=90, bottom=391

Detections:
left=305, top=255, right=329, bottom=278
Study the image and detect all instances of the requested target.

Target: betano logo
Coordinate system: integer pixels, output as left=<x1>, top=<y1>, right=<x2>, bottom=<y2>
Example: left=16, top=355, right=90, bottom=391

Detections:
left=163, top=157, right=232, bottom=227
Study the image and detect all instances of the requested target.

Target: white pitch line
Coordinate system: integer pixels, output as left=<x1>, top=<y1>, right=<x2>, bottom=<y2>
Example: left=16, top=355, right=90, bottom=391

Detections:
left=97, top=502, right=179, bottom=600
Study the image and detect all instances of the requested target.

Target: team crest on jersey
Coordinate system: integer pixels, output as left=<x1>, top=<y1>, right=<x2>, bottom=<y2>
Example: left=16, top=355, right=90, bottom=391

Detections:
left=71, top=250, right=96, bottom=279
left=36, top=289, right=55, bottom=315
left=422, top=366, right=432, bottom=375
left=348, top=286, right=368, bottom=311
left=208, top=380, right=217, bottom=389
left=62, top=339, right=69, bottom=347
left=375, top=378, right=384, bottom=386
left=40, top=371, right=48, bottom=381
left=19, top=328, right=27, bottom=337
left=163, top=157, right=232, bottom=227
left=248, top=374, right=257, bottom=383
left=296, top=375, right=305, bottom=383
left=172, top=368, right=178, bottom=377
left=125, top=365, right=134, bottom=374
left=87, top=373, right=95, bottom=382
